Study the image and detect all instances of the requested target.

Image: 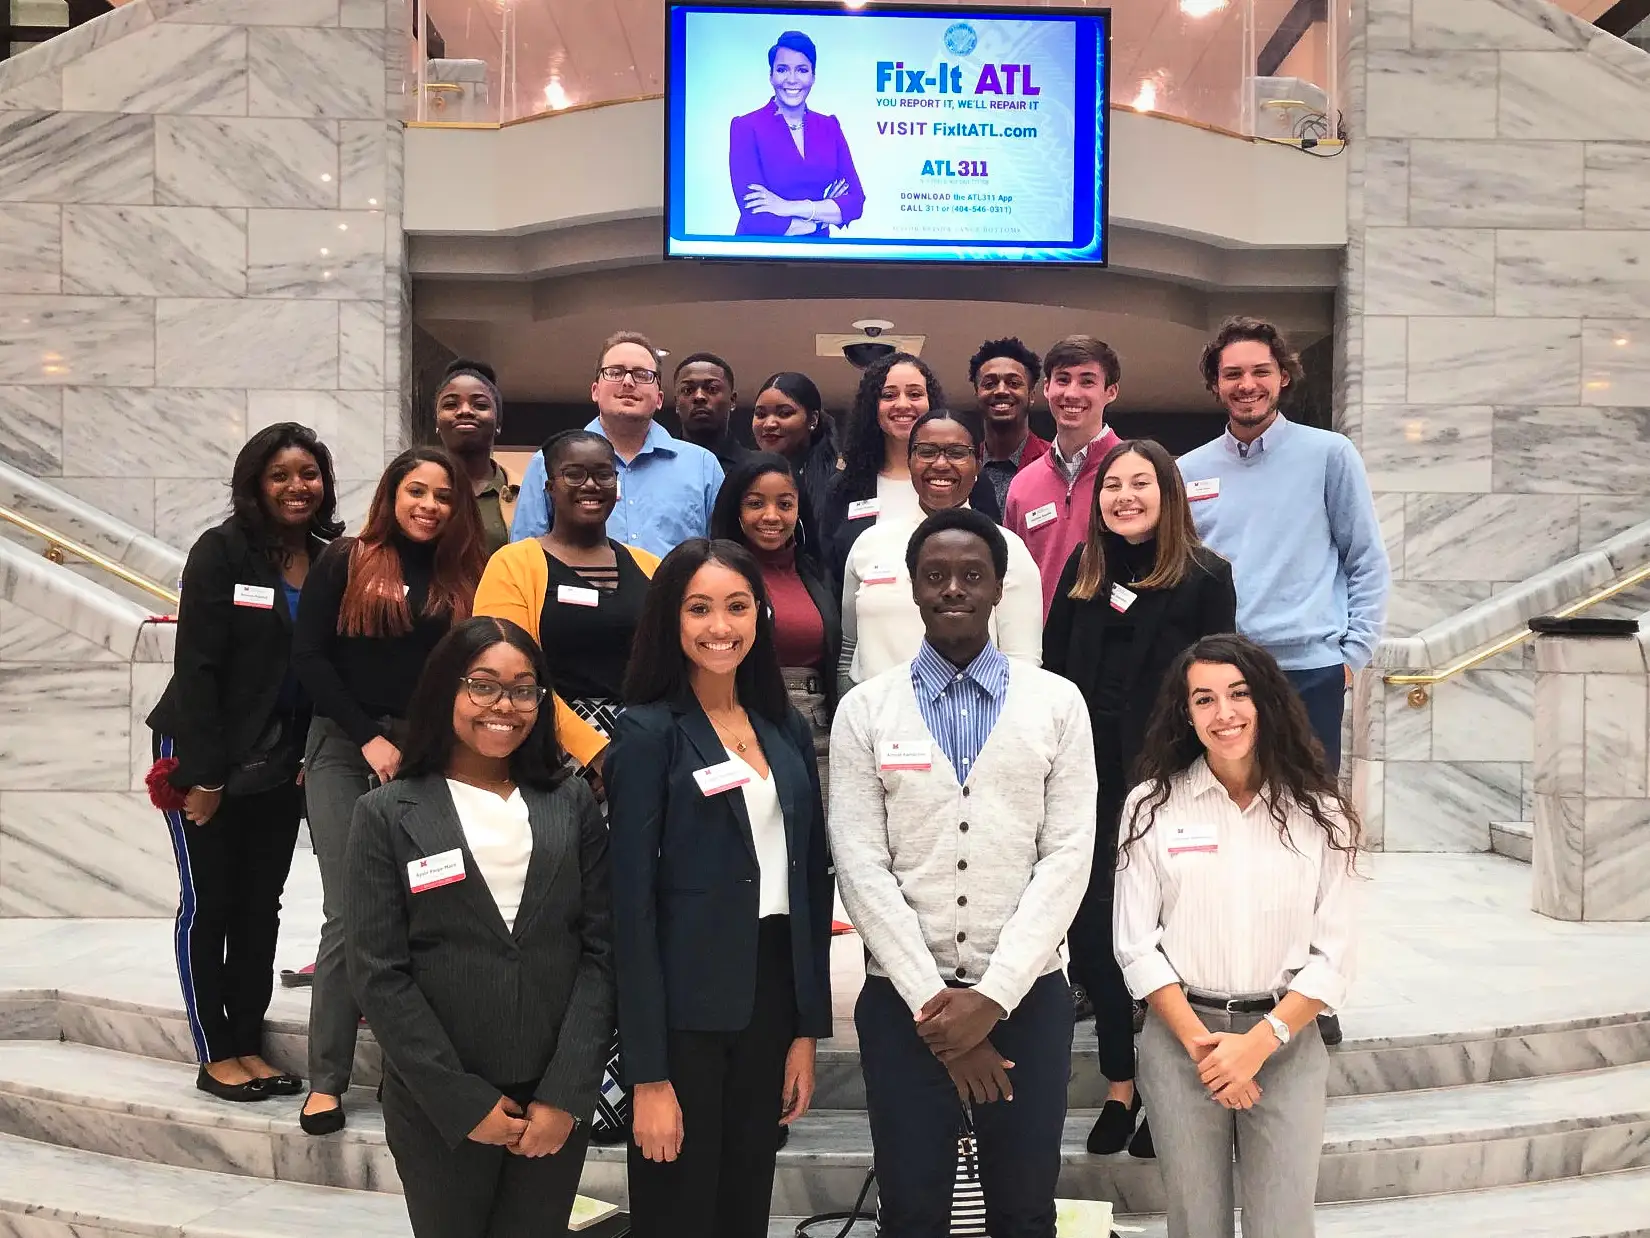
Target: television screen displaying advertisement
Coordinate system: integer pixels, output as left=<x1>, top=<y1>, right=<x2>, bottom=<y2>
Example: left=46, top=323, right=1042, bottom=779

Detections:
left=664, top=2, right=1110, bottom=265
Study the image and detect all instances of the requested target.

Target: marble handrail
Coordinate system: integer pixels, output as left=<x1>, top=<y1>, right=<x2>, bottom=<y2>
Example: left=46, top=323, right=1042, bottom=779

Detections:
left=0, top=462, right=183, bottom=595
left=1375, top=518, right=1650, bottom=673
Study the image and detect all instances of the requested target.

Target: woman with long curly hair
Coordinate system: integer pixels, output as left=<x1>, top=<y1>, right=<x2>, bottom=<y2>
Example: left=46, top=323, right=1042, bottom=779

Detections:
left=1113, top=633, right=1358, bottom=1238
left=291, top=445, right=486, bottom=1134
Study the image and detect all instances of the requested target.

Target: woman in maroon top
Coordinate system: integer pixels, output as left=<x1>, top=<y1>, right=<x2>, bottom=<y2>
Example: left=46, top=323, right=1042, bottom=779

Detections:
left=711, top=453, right=841, bottom=788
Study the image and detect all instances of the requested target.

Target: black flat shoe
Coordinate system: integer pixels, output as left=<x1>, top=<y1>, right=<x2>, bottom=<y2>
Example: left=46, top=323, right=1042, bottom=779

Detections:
left=1317, top=1012, right=1343, bottom=1047
left=1086, top=1094, right=1140, bottom=1155
left=196, top=1066, right=270, bottom=1103
left=1128, top=1114, right=1155, bottom=1159
left=253, top=1072, right=304, bottom=1097
left=776, top=1124, right=790, bottom=1151
left=299, top=1095, right=346, bottom=1136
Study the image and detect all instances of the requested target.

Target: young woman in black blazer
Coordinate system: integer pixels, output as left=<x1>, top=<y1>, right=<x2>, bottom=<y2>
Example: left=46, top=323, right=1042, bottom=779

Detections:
left=1043, top=438, right=1237, bottom=1158
left=606, top=539, right=833, bottom=1238
left=146, top=423, right=342, bottom=1102
left=347, top=617, right=613, bottom=1238
left=291, top=445, right=486, bottom=1133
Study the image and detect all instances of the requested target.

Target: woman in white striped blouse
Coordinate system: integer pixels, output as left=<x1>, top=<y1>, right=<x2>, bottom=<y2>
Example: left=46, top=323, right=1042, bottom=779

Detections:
left=1113, top=633, right=1359, bottom=1238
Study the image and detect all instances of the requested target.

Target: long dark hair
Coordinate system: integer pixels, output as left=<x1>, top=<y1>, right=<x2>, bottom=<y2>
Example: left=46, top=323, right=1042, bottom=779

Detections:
left=622, top=538, right=790, bottom=724
left=837, top=352, right=945, bottom=504
left=337, top=446, right=485, bottom=638
left=229, top=422, right=343, bottom=555
left=397, top=617, right=569, bottom=790
left=1119, top=634, right=1360, bottom=868
left=710, top=452, right=800, bottom=546
left=1070, top=439, right=1202, bottom=601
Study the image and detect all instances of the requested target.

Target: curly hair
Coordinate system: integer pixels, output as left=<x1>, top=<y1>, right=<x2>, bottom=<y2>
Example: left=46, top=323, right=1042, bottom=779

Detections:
left=967, top=337, right=1041, bottom=388
left=228, top=422, right=344, bottom=556
left=1198, top=316, right=1305, bottom=393
left=836, top=352, right=944, bottom=505
left=1119, top=633, right=1360, bottom=870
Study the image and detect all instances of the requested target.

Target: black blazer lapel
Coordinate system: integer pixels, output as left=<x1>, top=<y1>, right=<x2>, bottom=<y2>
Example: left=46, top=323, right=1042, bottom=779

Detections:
left=509, top=783, right=569, bottom=941
left=675, top=698, right=759, bottom=866
left=395, top=776, right=515, bottom=949
left=751, top=711, right=806, bottom=856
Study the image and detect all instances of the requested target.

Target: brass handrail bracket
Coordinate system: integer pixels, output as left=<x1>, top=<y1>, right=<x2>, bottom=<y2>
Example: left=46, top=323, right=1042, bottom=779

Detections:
left=0, top=504, right=179, bottom=606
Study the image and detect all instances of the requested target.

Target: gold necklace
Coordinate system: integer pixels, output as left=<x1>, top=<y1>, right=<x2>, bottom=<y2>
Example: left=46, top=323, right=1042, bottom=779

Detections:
left=706, top=711, right=751, bottom=754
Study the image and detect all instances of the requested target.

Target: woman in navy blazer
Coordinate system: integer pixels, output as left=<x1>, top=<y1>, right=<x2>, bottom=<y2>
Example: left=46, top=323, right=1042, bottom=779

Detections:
left=606, top=538, right=833, bottom=1238
left=729, top=30, right=865, bottom=237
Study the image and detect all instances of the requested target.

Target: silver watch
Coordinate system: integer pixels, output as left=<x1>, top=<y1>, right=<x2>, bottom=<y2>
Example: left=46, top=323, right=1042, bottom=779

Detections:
left=1262, top=1013, right=1291, bottom=1046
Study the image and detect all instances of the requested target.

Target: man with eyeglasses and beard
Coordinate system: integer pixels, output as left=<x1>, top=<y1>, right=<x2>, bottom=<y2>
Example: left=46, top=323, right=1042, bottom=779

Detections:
left=511, top=332, right=725, bottom=558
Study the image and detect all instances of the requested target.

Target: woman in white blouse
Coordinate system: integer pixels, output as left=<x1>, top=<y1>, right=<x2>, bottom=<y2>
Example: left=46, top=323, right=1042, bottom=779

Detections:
left=838, top=407, right=1041, bottom=696
left=1113, top=632, right=1359, bottom=1238
left=346, top=617, right=613, bottom=1237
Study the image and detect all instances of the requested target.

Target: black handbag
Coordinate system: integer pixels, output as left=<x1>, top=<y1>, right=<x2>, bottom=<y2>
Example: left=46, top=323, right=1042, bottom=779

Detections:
left=222, top=714, right=302, bottom=798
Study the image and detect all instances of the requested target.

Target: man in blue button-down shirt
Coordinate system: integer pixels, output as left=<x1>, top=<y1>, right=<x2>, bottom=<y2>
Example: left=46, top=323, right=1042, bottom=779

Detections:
left=510, top=331, right=724, bottom=557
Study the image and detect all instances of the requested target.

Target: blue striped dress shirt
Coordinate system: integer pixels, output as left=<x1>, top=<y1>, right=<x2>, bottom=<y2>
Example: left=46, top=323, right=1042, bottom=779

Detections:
left=910, top=639, right=1010, bottom=779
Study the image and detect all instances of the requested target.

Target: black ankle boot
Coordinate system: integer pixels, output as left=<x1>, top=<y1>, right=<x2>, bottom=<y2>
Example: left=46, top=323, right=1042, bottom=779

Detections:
left=1086, top=1091, right=1140, bottom=1155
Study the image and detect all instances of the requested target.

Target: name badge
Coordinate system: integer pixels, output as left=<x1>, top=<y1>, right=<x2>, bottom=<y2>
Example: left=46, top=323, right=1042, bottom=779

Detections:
left=232, top=583, right=275, bottom=609
left=1186, top=478, right=1220, bottom=502
left=557, top=585, right=600, bottom=608
left=1024, top=502, right=1058, bottom=531
left=863, top=563, right=899, bottom=587
left=1166, top=823, right=1219, bottom=856
left=878, top=739, right=932, bottom=771
left=847, top=498, right=880, bottom=521
left=407, top=848, right=466, bottom=893
left=693, top=759, right=752, bottom=797
left=1110, top=583, right=1137, bottom=613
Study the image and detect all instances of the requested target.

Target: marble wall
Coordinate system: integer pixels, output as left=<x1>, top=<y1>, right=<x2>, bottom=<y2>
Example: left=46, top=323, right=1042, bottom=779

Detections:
left=0, top=0, right=414, bottom=549
left=1342, top=0, right=1650, bottom=849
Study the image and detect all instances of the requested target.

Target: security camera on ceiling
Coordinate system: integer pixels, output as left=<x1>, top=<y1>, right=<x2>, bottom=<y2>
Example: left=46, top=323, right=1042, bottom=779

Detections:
left=815, top=319, right=927, bottom=370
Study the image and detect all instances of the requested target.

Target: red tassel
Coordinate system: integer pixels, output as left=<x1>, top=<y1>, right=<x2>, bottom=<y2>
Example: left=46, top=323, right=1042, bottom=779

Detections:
left=146, top=758, right=189, bottom=811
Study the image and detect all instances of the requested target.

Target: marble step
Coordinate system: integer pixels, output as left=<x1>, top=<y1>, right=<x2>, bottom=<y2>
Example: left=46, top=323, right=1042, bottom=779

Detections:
left=3, top=1132, right=1650, bottom=1238
left=2, top=1042, right=1650, bottom=1216
left=1490, top=820, right=1534, bottom=864
left=13, top=986, right=1650, bottom=1107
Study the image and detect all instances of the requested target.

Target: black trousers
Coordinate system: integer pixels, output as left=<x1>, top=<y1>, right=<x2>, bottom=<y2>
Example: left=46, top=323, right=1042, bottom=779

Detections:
left=1066, top=784, right=1134, bottom=1084
left=627, top=916, right=797, bottom=1238
left=858, top=971, right=1074, bottom=1238
left=153, top=734, right=302, bottom=1065
left=382, top=1070, right=590, bottom=1238
left=1284, top=664, right=1346, bottom=775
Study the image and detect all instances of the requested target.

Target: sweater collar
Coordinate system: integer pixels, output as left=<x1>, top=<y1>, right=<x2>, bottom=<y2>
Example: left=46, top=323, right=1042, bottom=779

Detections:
left=1222, top=413, right=1291, bottom=460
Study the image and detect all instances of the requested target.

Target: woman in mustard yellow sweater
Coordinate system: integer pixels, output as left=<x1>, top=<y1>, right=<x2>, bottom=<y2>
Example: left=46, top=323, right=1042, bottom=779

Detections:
left=475, top=431, right=660, bottom=774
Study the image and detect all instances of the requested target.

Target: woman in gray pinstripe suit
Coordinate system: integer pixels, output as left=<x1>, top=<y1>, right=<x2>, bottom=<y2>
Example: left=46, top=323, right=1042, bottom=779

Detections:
left=346, top=617, right=614, bottom=1238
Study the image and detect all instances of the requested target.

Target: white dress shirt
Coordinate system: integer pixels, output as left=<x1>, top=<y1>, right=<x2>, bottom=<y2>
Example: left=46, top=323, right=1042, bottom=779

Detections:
left=446, top=779, right=534, bottom=930
left=1112, top=758, right=1358, bottom=1011
left=728, top=748, right=790, bottom=917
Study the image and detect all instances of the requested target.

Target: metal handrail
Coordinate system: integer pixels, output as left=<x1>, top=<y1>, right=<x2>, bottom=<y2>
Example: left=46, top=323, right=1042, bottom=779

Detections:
left=0, top=504, right=178, bottom=607
left=1384, top=560, right=1650, bottom=705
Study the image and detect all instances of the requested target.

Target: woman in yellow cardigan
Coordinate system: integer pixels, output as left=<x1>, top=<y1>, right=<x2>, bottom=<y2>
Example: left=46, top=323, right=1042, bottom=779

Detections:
left=475, top=431, right=660, bottom=772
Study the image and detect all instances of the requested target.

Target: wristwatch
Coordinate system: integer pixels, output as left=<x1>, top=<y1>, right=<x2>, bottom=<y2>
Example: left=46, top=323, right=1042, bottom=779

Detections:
left=1262, top=1013, right=1291, bottom=1046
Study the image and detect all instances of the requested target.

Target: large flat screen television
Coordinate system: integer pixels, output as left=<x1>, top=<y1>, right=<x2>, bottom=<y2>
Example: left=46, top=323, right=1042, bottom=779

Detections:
left=664, top=2, right=1110, bottom=265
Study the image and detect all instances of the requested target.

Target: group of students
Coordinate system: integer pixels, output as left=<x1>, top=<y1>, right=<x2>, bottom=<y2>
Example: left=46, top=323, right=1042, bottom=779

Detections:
left=142, top=313, right=1388, bottom=1238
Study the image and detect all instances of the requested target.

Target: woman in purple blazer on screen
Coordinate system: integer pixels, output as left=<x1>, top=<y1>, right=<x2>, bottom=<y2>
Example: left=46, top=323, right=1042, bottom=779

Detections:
left=729, top=31, right=866, bottom=237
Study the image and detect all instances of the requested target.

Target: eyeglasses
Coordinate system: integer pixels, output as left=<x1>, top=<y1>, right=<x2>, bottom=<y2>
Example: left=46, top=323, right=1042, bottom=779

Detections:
left=597, top=365, right=660, bottom=386
left=555, top=465, right=619, bottom=487
left=912, top=443, right=978, bottom=463
left=460, top=676, right=547, bottom=710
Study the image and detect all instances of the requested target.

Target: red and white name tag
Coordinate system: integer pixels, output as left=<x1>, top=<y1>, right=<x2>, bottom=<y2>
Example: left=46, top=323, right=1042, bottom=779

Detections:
left=1024, top=502, right=1058, bottom=531
left=847, top=498, right=880, bottom=521
left=557, top=585, right=600, bottom=608
left=408, top=848, right=466, bottom=892
left=1166, top=823, right=1218, bottom=856
left=693, top=759, right=751, bottom=797
left=1110, top=583, right=1137, bottom=613
left=879, top=739, right=932, bottom=771
left=863, top=563, right=899, bottom=587
left=1186, top=478, right=1220, bottom=502
left=233, top=583, right=275, bottom=609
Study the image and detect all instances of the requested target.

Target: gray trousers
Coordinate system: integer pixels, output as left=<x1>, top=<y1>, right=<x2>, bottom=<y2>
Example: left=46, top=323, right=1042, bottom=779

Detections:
left=1136, top=1006, right=1328, bottom=1238
left=303, top=716, right=373, bottom=1095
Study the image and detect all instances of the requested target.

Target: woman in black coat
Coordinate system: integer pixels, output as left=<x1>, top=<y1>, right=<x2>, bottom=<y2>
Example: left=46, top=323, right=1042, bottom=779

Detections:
left=146, top=422, right=342, bottom=1102
left=1043, top=438, right=1237, bottom=1158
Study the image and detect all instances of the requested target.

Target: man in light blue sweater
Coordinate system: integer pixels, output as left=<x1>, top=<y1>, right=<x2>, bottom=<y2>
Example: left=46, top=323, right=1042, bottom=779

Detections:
left=1177, top=317, right=1389, bottom=777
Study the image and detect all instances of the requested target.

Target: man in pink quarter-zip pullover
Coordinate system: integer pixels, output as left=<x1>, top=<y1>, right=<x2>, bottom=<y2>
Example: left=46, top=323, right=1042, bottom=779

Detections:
left=1003, top=336, right=1123, bottom=617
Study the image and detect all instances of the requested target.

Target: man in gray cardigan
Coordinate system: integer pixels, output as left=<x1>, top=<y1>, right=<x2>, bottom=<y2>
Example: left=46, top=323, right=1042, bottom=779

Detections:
left=829, top=508, right=1098, bottom=1238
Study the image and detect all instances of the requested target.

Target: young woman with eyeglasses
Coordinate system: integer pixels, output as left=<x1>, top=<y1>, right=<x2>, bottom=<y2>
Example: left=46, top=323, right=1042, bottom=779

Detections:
left=475, top=431, right=662, bottom=784
left=837, top=407, right=1041, bottom=697
left=346, top=617, right=612, bottom=1237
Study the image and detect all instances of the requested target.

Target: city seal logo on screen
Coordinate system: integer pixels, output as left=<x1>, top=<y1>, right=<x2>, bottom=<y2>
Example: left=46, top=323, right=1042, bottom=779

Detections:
left=943, top=22, right=977, bottom=56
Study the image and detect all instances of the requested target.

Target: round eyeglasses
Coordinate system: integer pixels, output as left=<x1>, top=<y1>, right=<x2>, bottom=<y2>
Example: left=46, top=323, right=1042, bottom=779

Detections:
left=460, top=676, right=547, bottom=710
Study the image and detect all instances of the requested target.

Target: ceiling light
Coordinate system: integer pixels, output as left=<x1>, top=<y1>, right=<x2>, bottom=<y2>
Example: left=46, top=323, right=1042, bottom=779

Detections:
left=1132, top=80, right=1158, bottom=112
left=1180, top=0, right=1228, bottom=16
left=543, top=81, right=569, bottom=110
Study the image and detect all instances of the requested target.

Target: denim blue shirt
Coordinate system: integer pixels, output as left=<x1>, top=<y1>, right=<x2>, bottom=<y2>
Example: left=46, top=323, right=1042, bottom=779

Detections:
left=509, top=419, right=724, bottom=559
left=910, top=639, right=1010, bottom=779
